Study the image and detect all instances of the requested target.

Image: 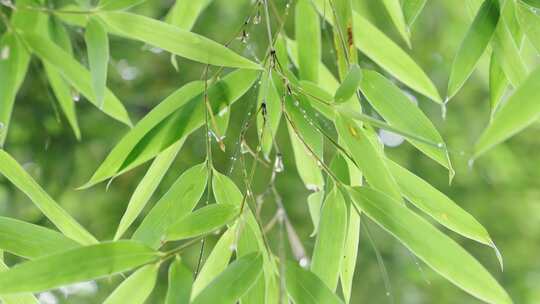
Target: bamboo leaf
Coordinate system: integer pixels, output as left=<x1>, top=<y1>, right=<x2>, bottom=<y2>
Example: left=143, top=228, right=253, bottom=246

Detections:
left=516, top=2, right=540, bottom=53
left=166, top=0, right=214, bottom=30
left=348, top=187, right=512, bottom=304
left=340, top=207, right=360, bottom=304
left=132, top=163, right=208, bottom=248
left=0, top=150, right=97, bottom=245
left=522, top=0, right=540, bottom=8
left=402, top=0, right=428, bottom=26
left=0, top=217, right=79, bottom=259
left=103, top=264, right=158, bottom=304
left=85, top=17, right=109, bottom=108
left=491, top=20, right=528, bottom=88
left=257, top=70, right=282, bottom=157
left=474, top=67, right=540, bottom=158
left=307, top=191, right=324, bottom=236
left=0, top=259, right=38, bottom=304
left=166, top=258, right=193, bottom=304
left=334, top=64, right=362, bottom=103
left=98, top=0, right=145, bottom=10
left=0, top=34, right=23, bottom=146
left=82, top=69, right=258, bottom=188
left=192, top=253, right=263, bottom=304
left=191, top=228, right=235, bottom=298
left=166, top=204, right=240, bottom=242
left=114, top=140, right=184, bottom=240
left=0, top=241, right=159, bottom=294
left=447, top=0, right=500, bottom=100
left=99, top=12, right=260, bottom=70
left=285, top=260, right=344, bottom=304
left=335, top=115, right=402, bottom=202
left=358, top=70, right=453, bottom=175
left=295, top=0, right=321, bottom=82
left=311, top=187, right=347, bottom=291
left=381, top=0, right=411, bottom=46
left=22, top=33, right=132, bottom=126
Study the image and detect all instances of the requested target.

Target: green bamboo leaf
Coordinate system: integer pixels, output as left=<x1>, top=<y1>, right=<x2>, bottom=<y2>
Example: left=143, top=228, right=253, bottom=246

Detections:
left=474, top=67, right=540, bottom=158
left=21, top=33, right=132, bottom=126
left=166, top=257, right=193, bottom=304
left=311, top=187, right=347, bottom=291
left=0, top=258, right=38, bottom=304
left=85, top=17, right=109, bottom=108
left=0, top=241, right=159, bottom=294
left=192, top=253, right=263, bottom=304
left=114, top=140, right=184, bottom=240
left=335, top=115, right=402, bottom=202
left=516, top=2, right=540, bottom=53
left=491, top=20, right=528, bottom=88
left=307, top=191, right=324, bottom=236
left=348, top=187, right=511, bottom=304
left=387, top=160, right=493, bottom=246
left=103, top=264, right=158, bottom=304
left=191, top=228, right=235, bottom=298
left=0, top=216, right=79, bottom=259
left=402, top=0, right=427, bottom=26
left=447, top=0, right=500, bottom=100
left=212, top=169, right=243, bottom=206
left=99, top=12, right=260, bottom=70
left=295, top=0, right=321, bottom=82
left=489, top=53, right=507, bottom=115
left=381, top=0, right=411, bottom=46
left=0, top=34, right=23, bottom=147
left=285, top=260, right=344, bottom=304
left=98, top=0, right=145, bottom=10
left=257, top=70, right=282, bottom=157
left=334, top=64, right=362, bottom=103
left=166, top=204, right=239, bottom=242
left=82, top=69, right=258, bottom=188
left=166, top=0, right=214, bottom=30
left=132, top=163, right=208, bottom=248
left=0, top=150, right=97, bottom=245
left=351, top=13, right=441, bottom=103
left=522, top=0, right=540, bottom=8
left=340, top=207, right=360, bottom=304
left=358, top=70, right=453, bottom=175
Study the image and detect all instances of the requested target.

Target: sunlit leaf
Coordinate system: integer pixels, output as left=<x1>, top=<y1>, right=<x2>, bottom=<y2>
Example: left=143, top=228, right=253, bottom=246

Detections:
left=166, top=204, right=239, bottom=242
left=132, top=163, right=208, bottom=248
left=348, top=187, right=512, bottom=304
left=257, top=69, right=282, bottom=157
left=311, top=187, right=347, bottom=291
left=340, top=207, right=360, bottom=304
left=474, top=67, right=540, bottom=158
left=192, top=253, right=263, bottom=304
left=0, top=217, right=79, bottom=259
left=0, top=241, right=159, bottom=294
left=166, top=258, right=193, bottom=304
left=0, top=259, right=38, bottom=304
left=516, top=2, right=540, bottom=53
left=22, top=33, right=132, bottom=126
left=0, top=34, right=23, bottom=146
left=402, top=0, right=427, bottom=26
left=0, top=150, right=97, bottom=245
left=334, top=64, right=362, bottom=103
left=447, top=0, right=500, bottom=100
left=491, top=20, right=527, bottom=88
left=98, top=0, right=145, bottom=10
left=166, top=0, right=214, bottom=30
left=103, top=264, right=158, bottom=304
left=381, top=0, right=411, bottom=46
left=85, top=17, right=109, bottom=108
left=296, top=0, right=321, bottom=82
left=99, top=12, right=261, bottom=69
left=285, top=260, right=344, bottom=304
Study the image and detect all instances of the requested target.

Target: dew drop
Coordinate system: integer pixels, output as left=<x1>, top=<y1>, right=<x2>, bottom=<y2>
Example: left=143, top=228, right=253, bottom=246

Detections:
left=273, top=154, right=284, bottom=172
left=299, top=257, right=309, bottom=268
left=0, top=46, right=9, bottom=60
left=306, top=184, right=320, bottom=192
left=294, top=100, right=300, bottom=106
left=71, top=89, right=80, bottom=102
left=437, top=142, right=444, bottom=148
left=467, top=158, right=475, bottom=169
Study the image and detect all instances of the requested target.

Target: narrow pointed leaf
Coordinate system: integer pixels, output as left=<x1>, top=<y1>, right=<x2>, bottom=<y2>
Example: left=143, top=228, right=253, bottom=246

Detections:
left=114, top=140, right=184, bottom=240
left=516, top=3, right=540, bottom=53
left=166, top=258, right=193, bottom=304
left=166, top=0, right=214, bottom=30
left=257, top=70, right=282, bottom=157
left=0, top=34, right=23, bottom=146
left=0, top=259, right=38, bottom=304
left=85, top=17, right=109, bottom=108
left=0, top=217, right=79, bottom=259
left=474, top=67, right=540, bottom=158
left=402, top=0, right=428, bottom=26
left=447, top=0, right=500, bottom=100
left=491, top=20, right=528, bottom=88
left=103, top=264, right=158, bottom=304
left=359, top=70, right=453, bottom=173
left=295, top=0, right=321, bottom=82
left=522, top=0, right=540, bottom=8
left=334, top=64, right=362, bottom=103
left=348, top=187, right=511, bottom=304
left=285, top=260, right=344, bottom=304
left=166, top=204, right=239, bottom=241
left=22, top=33, right=131, bottom=126
left=192, top=253, right=263, bottom=304
left=98, top=0, right=145, bottom=10
left=99, top=12, right=260, bottom=70
left=381, top=0, right=411, bottom=46
left=0, top=241, right=159, bottom=294
left=191, top=228, right=235, bottom=298
left=340, top=207, right=360, bottom=304
left=307, top=191, right=324, bottom=236
left=0, top=150, right=97, bottom=245
left=132, top=163, right=208, bottom=248
left=311, top=188, right=347, bottom=291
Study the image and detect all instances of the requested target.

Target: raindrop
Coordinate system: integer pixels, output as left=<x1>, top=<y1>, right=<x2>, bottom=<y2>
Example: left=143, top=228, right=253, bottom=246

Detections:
left=274, top=154, right=284, bottom=172
left=229, top=243, right=237, bottom=252
left=70, top=89, right=80, bottom=102
left=437, top=142, right=444, bottom=148
left=0, top=46, right=9, bottom=60
left=299, top=257, right=310, bottom=268
left=218, top=107, right=228, bottom=117
left=294, top=100, right=300, bottom=106
left=467, top=158, right=475, bottom=169
left=306, top=184, right=320, bottom=192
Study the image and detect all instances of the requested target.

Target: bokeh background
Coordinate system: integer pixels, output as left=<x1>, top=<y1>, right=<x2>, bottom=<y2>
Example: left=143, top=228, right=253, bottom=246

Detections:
left=1, top=0, right=539, bottom=303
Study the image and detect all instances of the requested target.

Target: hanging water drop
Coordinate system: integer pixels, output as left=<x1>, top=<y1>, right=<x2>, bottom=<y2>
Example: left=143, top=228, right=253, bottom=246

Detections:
left=441, top=98, right=449, bottom=120
left=71, top=89, right=80, bottom=102
left=299, top=257, right=310, bottom=268
left=274, top=153, right=284, bottom=172
left=294, top=100, right=300, bottom=106
left=0, top=46, right=9, bottom=60
left=467, top=158, right=475, bottom=169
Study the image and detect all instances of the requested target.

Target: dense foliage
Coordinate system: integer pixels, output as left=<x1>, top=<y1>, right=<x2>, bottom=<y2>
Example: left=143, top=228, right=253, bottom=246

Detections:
left=0, top=0, right=539, bottom=303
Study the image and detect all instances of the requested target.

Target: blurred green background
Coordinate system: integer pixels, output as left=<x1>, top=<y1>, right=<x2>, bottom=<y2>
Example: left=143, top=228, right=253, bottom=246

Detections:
left=1, top=0, right=539, bottom=303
